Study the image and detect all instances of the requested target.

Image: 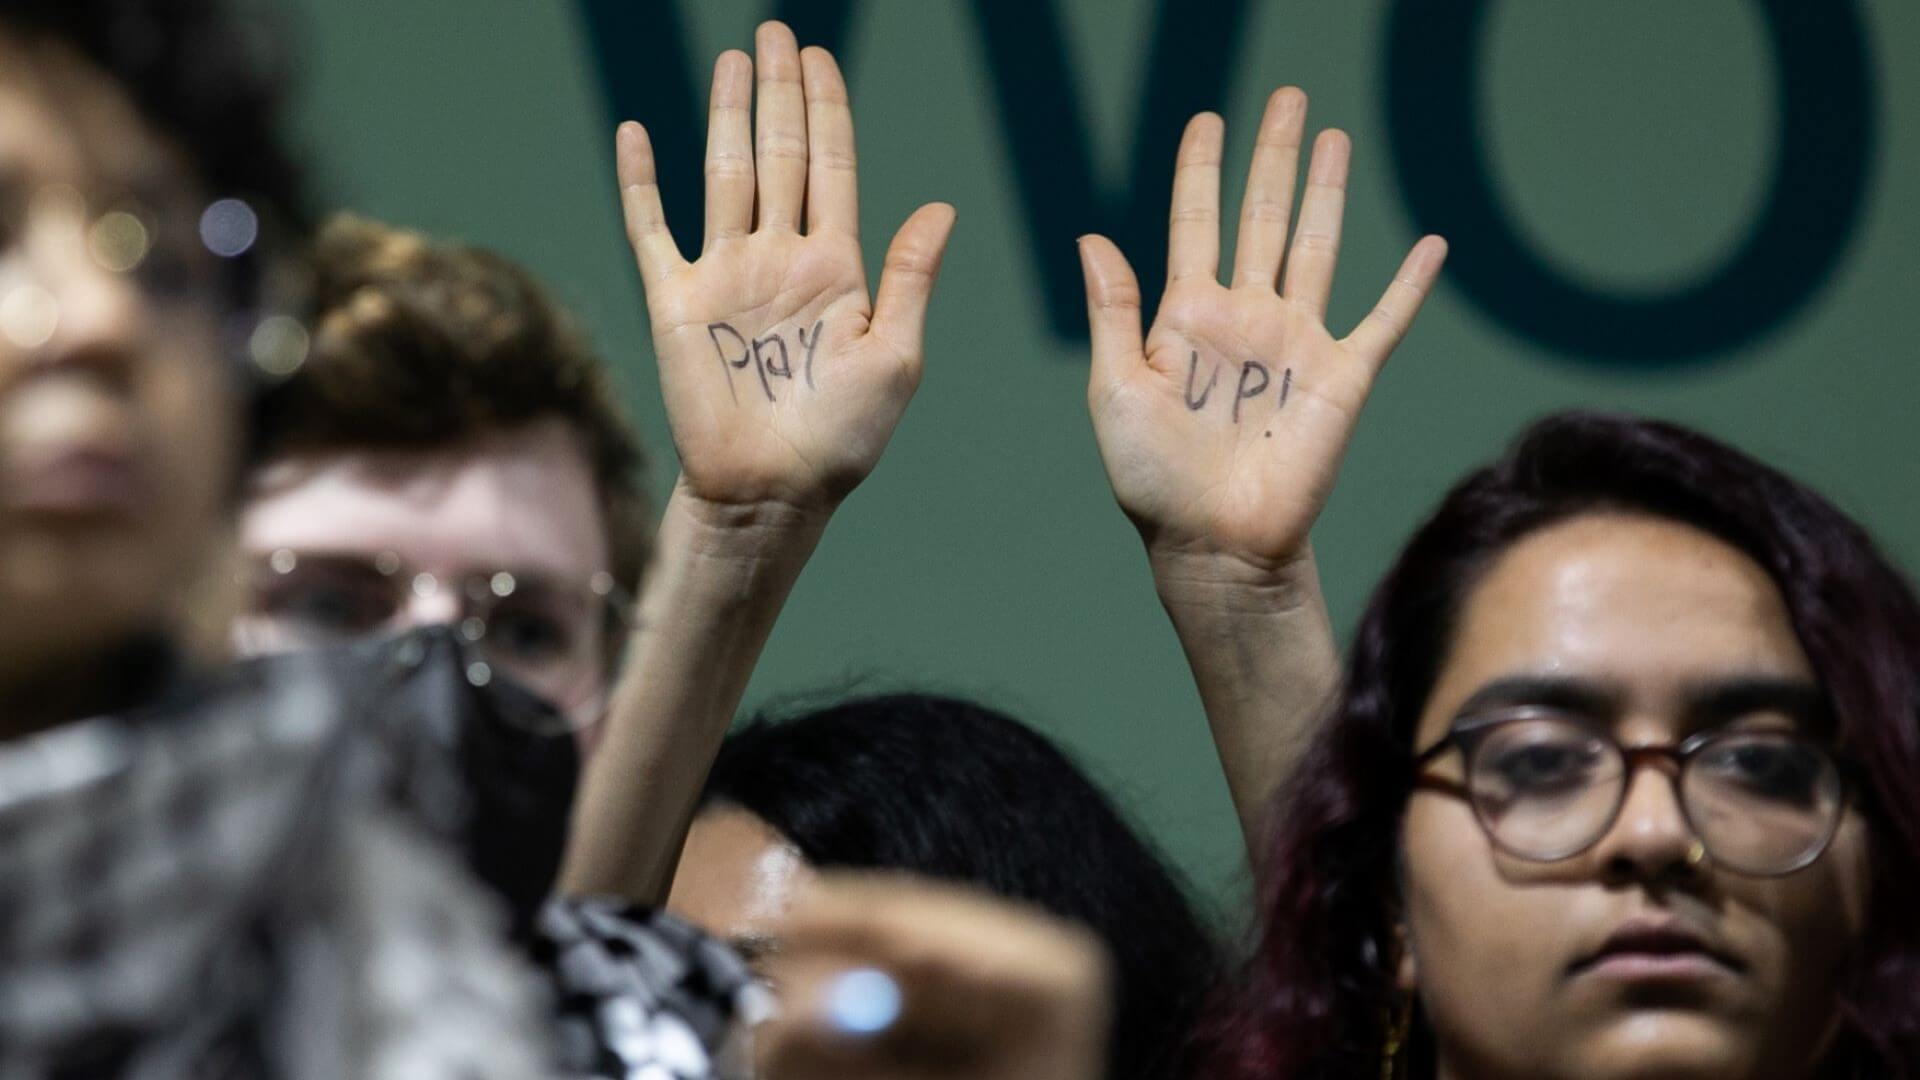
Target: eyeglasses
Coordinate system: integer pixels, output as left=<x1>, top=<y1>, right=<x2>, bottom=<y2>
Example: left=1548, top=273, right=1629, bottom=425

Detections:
left=2, top=184, right=307, bottom=373
left=1413, top=709, right=1849, bottom=877
left=232, top=549, right=632, bottom=732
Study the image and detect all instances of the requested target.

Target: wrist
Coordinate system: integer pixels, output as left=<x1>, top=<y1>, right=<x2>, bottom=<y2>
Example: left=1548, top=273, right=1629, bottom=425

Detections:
left=1147, top=543, right=1327, bottom=621
left=665, top=481, right=833, bottom=562
left=636, top=483, right=830, bottom=628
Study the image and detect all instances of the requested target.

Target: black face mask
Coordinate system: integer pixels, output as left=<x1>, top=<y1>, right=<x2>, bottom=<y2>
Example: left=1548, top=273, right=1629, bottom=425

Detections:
left=348, top=625, right=581, bottom=941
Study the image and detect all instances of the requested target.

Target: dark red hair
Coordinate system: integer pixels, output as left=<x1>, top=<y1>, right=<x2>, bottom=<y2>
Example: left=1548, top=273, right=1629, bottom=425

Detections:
left=1203, top=411, right=1920, bottom=1079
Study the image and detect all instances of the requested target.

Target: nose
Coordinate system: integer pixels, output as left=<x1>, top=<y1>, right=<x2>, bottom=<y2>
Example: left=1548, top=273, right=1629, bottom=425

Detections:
left=394, top=575, right=463, bottom=630
left=1590, top=760, right=1704, bottom=887
left=3, top=211, right=144, bottom=383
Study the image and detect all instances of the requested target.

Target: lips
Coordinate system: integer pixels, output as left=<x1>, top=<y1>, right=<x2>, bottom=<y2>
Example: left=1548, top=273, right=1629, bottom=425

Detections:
left=2, top=445, right=146, bottom=515
left=1571, top=920, right=1744, bottom=982
left=0, top=375, right=148, bottom=517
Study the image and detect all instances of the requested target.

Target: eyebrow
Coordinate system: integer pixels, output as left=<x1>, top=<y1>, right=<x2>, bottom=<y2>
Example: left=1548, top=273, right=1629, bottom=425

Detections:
left=1450, top=675, right=1622, bottom=722
left=1449, top=673, right=1833, bottom=736
left=727, top=933, right=782, bottom=964
left=1682, top=675, right=1831, bottom=730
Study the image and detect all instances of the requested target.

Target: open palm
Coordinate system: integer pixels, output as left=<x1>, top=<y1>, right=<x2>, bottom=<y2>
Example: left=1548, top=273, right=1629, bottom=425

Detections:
left=1082, top=89, right=1446, bottom=572
left=617, top=23, right=955, bottom=513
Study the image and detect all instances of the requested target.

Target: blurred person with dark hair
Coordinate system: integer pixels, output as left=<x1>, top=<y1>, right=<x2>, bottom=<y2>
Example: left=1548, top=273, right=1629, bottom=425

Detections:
left=0, top=0, right=304, bottom=730
left=670, top=692, right=1221, bottom=1080
left=0, top=3, right=769, bottom=1076
left=0, top=1, right=561, bottom=1072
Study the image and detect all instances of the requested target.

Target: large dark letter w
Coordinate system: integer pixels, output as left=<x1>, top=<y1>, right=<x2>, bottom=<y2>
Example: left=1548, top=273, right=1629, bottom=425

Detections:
left=574, top=0, right=1254, bottom=344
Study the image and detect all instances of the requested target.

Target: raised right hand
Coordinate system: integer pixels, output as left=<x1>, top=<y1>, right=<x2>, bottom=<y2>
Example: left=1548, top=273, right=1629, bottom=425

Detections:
left=1080, top=88, right=1446, bottom=583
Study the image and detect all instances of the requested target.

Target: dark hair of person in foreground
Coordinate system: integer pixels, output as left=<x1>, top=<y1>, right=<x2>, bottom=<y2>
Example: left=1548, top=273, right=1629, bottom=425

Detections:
left=3, top=0, right=308, bottom=293
left=703, top=693, right=1223, bottom=1080
left=1204, top=411, right=1920, bottom=1078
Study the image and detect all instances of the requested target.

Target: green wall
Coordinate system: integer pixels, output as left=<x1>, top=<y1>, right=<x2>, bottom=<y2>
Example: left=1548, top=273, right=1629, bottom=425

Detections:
left=283, top=0, right=1919, bottom=911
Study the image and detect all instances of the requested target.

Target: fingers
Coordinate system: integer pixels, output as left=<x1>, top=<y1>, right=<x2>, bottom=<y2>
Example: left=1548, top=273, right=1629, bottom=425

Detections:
left=1280, top=128, right=1351, bottom=317
left=776, top=874, right=1109, bottom=1013
left=702, top=49, right=754, bottom=250
left=868, top=203, right=958, bottom=362
left=1078, top=234, right=1145, bottom=388
left=614, top=122, right=686, bottom=289
left=754, top=22, right=808, bottom=231
left=1166, top=112, right=1224, bottom=284
left=1343, top=234, right=1449, bottom=370
left=761, top=875, right=1112, bottom=1080
left=1230, top=88, right=1306, bottom=291
left=801, top=46, right=859, bottom=236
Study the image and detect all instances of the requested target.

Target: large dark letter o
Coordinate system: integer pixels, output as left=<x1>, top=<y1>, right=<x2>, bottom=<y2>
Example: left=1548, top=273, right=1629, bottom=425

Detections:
left=1385, top=0, right=1876, bottom=368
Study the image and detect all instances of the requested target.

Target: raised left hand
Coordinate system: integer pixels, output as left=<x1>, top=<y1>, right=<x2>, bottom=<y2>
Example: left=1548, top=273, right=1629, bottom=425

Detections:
left=617, top=22, right=957, bottom=519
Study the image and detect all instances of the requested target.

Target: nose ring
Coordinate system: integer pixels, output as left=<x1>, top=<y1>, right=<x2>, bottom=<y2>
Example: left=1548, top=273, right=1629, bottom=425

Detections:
left=1685, top=839, right=1709, bottom=870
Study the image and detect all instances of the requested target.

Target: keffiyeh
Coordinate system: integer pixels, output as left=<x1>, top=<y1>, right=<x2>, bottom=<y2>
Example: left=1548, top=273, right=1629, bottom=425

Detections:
left=0, top=632, right=758, bottom=1079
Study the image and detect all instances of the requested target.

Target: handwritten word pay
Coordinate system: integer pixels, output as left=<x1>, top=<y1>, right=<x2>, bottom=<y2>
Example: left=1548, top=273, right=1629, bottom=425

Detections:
left=707, top=320, right=826, bottom=403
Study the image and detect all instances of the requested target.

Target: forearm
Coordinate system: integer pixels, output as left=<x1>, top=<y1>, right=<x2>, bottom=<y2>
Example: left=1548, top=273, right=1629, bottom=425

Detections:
left=558, top=481, right=827, bottom=903
left=1150, top=544, right=1341, bottom=855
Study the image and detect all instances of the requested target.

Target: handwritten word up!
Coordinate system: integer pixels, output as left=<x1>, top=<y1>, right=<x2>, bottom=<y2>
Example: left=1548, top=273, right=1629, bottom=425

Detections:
left=707, top=320, right=826, bottom=403
left=1183, top=352, right=1293, bottom=424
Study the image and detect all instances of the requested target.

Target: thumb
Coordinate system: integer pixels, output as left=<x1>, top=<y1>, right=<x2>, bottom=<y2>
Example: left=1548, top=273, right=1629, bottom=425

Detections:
left=868, top=202, right=958, bottom=362
left=1078, top=234, right=1145, bottom=389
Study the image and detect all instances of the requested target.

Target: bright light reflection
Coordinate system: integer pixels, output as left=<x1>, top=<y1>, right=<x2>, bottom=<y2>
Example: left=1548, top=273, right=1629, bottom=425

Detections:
left=199, top=198, right=259, bottom=258
left=88, top=211, right=151, bottom=273
left=0, top=283, right=60, bottom=349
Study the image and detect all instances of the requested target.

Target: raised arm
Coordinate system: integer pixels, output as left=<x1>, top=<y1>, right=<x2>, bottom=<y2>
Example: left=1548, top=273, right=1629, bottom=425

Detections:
left=1079, top=88, right=1446, bottom=848
left=559, top=22, right=955, bottom=903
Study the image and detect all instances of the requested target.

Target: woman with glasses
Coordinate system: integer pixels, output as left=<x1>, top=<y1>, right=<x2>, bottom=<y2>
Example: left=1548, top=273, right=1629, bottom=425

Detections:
left=1189, top=412, right=1919, bottom=1079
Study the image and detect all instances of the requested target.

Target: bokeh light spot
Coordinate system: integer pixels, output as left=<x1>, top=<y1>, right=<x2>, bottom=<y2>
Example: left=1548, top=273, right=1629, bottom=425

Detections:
left=0, top=283, right=60, bottom=349
left=88, top=211, right=151, bottom=273
left=823, top=968, right=903, bottom=1036
left=248, top=314, right=310, bottom=377
left=199, top=198, right=259, bottom=258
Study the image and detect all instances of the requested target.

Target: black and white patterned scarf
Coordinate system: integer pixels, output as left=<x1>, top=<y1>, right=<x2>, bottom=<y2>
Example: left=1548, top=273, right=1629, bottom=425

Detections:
left=0, top=633, right=760, bottom=1080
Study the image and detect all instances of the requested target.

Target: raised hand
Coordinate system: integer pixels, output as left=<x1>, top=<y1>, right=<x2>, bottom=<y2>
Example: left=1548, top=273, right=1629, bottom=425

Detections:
left=617, top=22, right=956, bottom=515
left=563, top=26, right=951, bottom=904
left=1079, top=88, right=1446, bottom=576
left=1077, top=90, right=1447, bottom=847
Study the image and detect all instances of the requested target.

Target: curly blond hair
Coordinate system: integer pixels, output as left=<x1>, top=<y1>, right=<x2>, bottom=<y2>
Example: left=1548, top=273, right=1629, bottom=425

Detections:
left=255, top=214, right=649, bottom=594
